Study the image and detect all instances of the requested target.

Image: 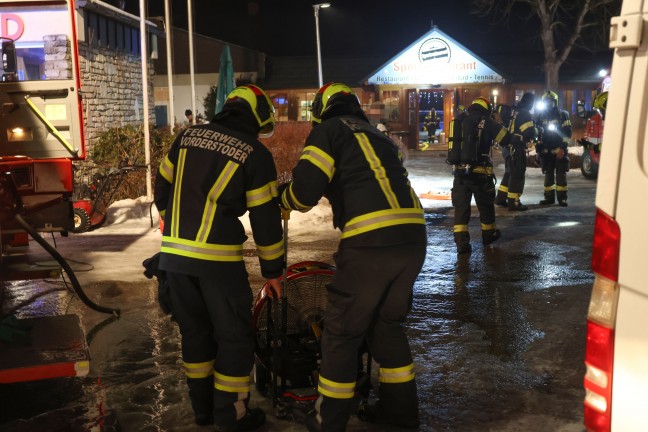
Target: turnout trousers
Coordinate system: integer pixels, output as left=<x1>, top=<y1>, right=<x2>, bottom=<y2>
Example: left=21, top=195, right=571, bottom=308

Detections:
left=507, top=141, right=527, bottom=200
left=495, top=146, right=511, bottom=205
left=166, top=263, right=254, bottom=427
left=317, top=242, right=427, bottom=431
left=540, top=153, right=569, bottom=203
left=452, top=173, right=497, bottom=249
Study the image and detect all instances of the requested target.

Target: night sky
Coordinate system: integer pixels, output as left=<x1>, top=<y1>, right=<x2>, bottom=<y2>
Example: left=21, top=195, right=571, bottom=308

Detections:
left=129, top=0, right=540, bottom=62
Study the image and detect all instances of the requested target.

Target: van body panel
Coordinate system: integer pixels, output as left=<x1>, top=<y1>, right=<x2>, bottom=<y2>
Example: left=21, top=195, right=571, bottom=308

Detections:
left=597, top=0, right=648, bottom=430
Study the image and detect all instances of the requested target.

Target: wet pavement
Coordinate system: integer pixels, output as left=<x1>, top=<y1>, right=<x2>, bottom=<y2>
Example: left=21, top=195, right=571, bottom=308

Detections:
left=0, top=149, right=595, bottom=431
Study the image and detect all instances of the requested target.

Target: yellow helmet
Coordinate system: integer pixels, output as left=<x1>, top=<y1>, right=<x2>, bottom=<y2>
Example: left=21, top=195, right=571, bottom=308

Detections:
left=225, top=84, right=276, bottom=138
left=593, top=91, right=608, bottom=111
left=311, top=82, right=360, bottom=125
left=542, top=90, right=559, bottom=107
left=469, top=96, right=493, bottom=115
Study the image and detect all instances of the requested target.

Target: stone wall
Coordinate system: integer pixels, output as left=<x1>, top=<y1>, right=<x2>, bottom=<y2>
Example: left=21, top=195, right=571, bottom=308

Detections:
left=78, top=43, right=155, bottom=152
left=44, top=35, right=72, bottom=79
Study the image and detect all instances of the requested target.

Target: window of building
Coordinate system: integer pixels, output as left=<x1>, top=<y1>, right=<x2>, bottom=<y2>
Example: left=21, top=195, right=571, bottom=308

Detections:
left=381, top=90, right=400, bottom=121
left=296, top=92, right=316, bottom=122
left=270, top=93, right=289, bottom=121
left=84, top=11, right=142, bottom=56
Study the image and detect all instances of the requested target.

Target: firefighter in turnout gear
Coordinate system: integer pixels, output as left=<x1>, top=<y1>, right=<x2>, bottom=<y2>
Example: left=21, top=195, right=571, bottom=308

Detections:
left=451, top=97, right=510, bottom=254
left=154, top=85, right=284, bottom=432
left=497, top=93, right=537, bottom=211
left=535, top=90, right=572, bottom=206
left=494, top=104, right=513, bottom=206
left=279, top=83, right=427, bottom=431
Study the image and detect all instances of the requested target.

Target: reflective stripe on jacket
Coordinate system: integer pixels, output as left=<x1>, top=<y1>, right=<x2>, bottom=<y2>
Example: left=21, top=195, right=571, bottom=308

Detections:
left=281, top=115, right=426, bottom=247
left=154, top=123, right=283, bottom=278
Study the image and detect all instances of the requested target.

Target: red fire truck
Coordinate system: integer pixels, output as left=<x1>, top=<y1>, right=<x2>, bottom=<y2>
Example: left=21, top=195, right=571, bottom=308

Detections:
left=1, top=0, right=117, bottom=383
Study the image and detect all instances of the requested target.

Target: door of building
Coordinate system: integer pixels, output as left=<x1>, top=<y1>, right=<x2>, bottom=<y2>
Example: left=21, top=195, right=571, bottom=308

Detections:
left=406, top=89, right=418, bottom=150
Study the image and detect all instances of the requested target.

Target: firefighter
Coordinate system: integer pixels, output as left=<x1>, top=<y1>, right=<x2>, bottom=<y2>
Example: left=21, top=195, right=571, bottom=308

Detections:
left=154, top=85, right=284, bottom=432
left=279, top=83, right=427, bottom=431
left=451, top=97, right=510, bottom=254
left=494, top=104, right=513, bottom=206
left=534, top=90, right=572, bottom=206
left=585, top=91, right=607, bottom=151
left=505, top=93, right=537, bottom=211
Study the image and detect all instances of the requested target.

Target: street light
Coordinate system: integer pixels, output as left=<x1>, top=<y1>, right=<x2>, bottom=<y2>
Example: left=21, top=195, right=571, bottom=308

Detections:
left=313, top=3, right=330, bottom=88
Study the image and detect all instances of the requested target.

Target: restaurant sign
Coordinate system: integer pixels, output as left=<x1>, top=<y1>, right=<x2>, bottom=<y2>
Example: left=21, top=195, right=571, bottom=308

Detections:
left=367, top=27, right=504, bottom=85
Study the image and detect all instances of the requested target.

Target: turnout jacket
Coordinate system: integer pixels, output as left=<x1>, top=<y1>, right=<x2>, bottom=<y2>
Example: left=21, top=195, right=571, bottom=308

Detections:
left=280, top=114, right=426, bottom=248
left=154, top=117, right=284, bottom=279
left=509, top=108, right=537, bottom=145
left=535, top=108, right=571, bottom=152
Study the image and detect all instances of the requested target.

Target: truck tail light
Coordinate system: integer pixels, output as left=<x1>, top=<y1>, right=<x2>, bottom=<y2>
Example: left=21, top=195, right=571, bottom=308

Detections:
left=584, top=208, right=620, bottom=432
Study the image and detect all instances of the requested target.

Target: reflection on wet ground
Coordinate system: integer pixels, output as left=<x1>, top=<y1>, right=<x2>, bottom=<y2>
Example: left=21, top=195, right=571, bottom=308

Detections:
left=0, top=153, right=595, bottom=431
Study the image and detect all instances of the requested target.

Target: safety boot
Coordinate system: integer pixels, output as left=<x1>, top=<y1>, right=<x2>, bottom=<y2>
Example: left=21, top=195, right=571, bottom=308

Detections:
left=482, top=229, right=501, bottom=246
left=187, top=376, right=214, bottom=425
left=454, top=231, right=471, bottom=254
left=495, top=190, right=508, bottom=207
left=558, top=200, right=568, bottom=207
left=214, top=407, right=265, bottom=432
left=539, top=190, right=555, bottom=205
left=507, top=199, right=528, bottom=211
left=357, top=380, right=419, bottom=428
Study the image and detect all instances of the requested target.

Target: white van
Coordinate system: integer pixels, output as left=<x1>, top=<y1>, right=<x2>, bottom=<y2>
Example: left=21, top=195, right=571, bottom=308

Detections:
left=583, top=1, right=648, bottom=431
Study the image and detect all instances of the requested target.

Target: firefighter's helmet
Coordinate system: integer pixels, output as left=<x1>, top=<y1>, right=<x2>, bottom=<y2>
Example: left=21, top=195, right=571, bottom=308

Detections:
left=518, top=92, right=536, bottom=110
left=542, top=90, right=559, bottom=108
left=311, top=82, right=360, bottom=125
left=469, top=96, right=493, bottom=115
left=225, top=84, right=276, bottom=138
left=594, top=92, right=608, bottom=111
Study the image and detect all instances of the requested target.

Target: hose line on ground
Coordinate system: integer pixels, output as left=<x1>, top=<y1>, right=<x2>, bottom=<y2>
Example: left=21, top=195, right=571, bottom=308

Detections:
left=13, top=214, right=121, bottom=317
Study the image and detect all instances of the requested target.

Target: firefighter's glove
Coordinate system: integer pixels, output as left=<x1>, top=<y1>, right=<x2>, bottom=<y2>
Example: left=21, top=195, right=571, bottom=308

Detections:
left=263, top=277, right=282, bottom=299
left=555, top=148, right=566, bottom=159
left=277, top=182, right=291, bottom=210
left=142, top=253, right=172, bottom=315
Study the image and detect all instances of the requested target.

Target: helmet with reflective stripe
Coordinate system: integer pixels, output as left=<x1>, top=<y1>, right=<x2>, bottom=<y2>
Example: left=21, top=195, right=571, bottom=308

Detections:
left=542, top=90, right=559, bottom=108
left=311, top=82, right=360, bottom=125
left=469, top=96, right=493, bottom=115
left=593, top=91, right=608, bottom=111
left=225, top=84, right=276, bottom=138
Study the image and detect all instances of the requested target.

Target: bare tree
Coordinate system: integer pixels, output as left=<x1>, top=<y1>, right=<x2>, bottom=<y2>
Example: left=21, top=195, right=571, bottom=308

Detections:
left=472, top=0, right=621, bottom=90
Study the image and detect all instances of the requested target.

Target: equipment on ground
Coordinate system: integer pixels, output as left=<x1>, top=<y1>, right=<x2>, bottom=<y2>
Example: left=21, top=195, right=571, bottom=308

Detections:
left=251, top=215, right=372, bottom=420
left=72, top=163, right=146, bottom=233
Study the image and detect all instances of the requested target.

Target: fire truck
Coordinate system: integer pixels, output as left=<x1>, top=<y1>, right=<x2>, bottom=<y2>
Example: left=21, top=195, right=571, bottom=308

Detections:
left=1, top=0, right=118, bottom=383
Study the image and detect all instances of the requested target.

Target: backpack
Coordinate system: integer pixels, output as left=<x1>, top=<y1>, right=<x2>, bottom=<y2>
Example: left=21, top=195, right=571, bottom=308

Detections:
left=446, top=117, right=463, bottom=164
left=447, top=114, right=486, bottom=165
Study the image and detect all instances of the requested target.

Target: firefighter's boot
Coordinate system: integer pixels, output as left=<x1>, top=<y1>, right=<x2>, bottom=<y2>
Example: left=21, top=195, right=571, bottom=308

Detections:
left=508, top=198, right=528, bottom=211
left=213, top=392, right=265, bottom=432
left=187, top=376, right=214, bottom=425
left=454, top=232, right=471, bottom=254
left=495, top=189, right=508, bottom=207
left=318, top=395, right=356, bottom=432
left=557, top=191, right=568, bottom=207
left=358, top=380, right=420, bottom=428
left=482, top=229, right=501, bottom=246
left=539, top=190, right=556, bottom=205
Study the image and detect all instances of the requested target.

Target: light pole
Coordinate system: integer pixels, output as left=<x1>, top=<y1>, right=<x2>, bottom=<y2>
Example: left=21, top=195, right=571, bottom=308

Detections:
left=313, top=3, right=330, bottom=88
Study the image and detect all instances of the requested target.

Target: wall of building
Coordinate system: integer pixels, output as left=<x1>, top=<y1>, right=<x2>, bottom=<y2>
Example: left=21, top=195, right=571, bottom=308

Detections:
left=77, top=42, right=155, bottom=151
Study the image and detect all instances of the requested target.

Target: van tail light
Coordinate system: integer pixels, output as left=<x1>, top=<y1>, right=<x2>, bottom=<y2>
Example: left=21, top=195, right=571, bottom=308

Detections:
left=584, top=208, right=620, bottom=432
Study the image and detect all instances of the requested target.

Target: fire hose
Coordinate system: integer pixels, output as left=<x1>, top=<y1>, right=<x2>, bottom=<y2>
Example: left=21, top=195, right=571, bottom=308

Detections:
left=13, top=213, right=121, bottom=317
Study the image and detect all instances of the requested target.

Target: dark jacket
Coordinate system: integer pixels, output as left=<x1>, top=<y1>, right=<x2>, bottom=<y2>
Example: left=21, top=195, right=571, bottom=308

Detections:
left=154, top=108, right=284, bottom=279
left=535, top=108, right=572, bottom=151
left=280, top=113, right=426, bottom=248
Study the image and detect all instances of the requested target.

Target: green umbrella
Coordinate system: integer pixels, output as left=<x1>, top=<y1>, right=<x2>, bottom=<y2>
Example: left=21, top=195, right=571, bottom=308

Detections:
left=215, top=45, right=235, bottom=116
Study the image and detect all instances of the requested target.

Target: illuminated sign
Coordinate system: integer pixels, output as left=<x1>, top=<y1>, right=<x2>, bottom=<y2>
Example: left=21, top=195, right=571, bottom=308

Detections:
left=367, top=27, right=504, bottom=85
left=0, top=10, right=70, bottom=44
left=0, top=13, right=25, bottom=40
